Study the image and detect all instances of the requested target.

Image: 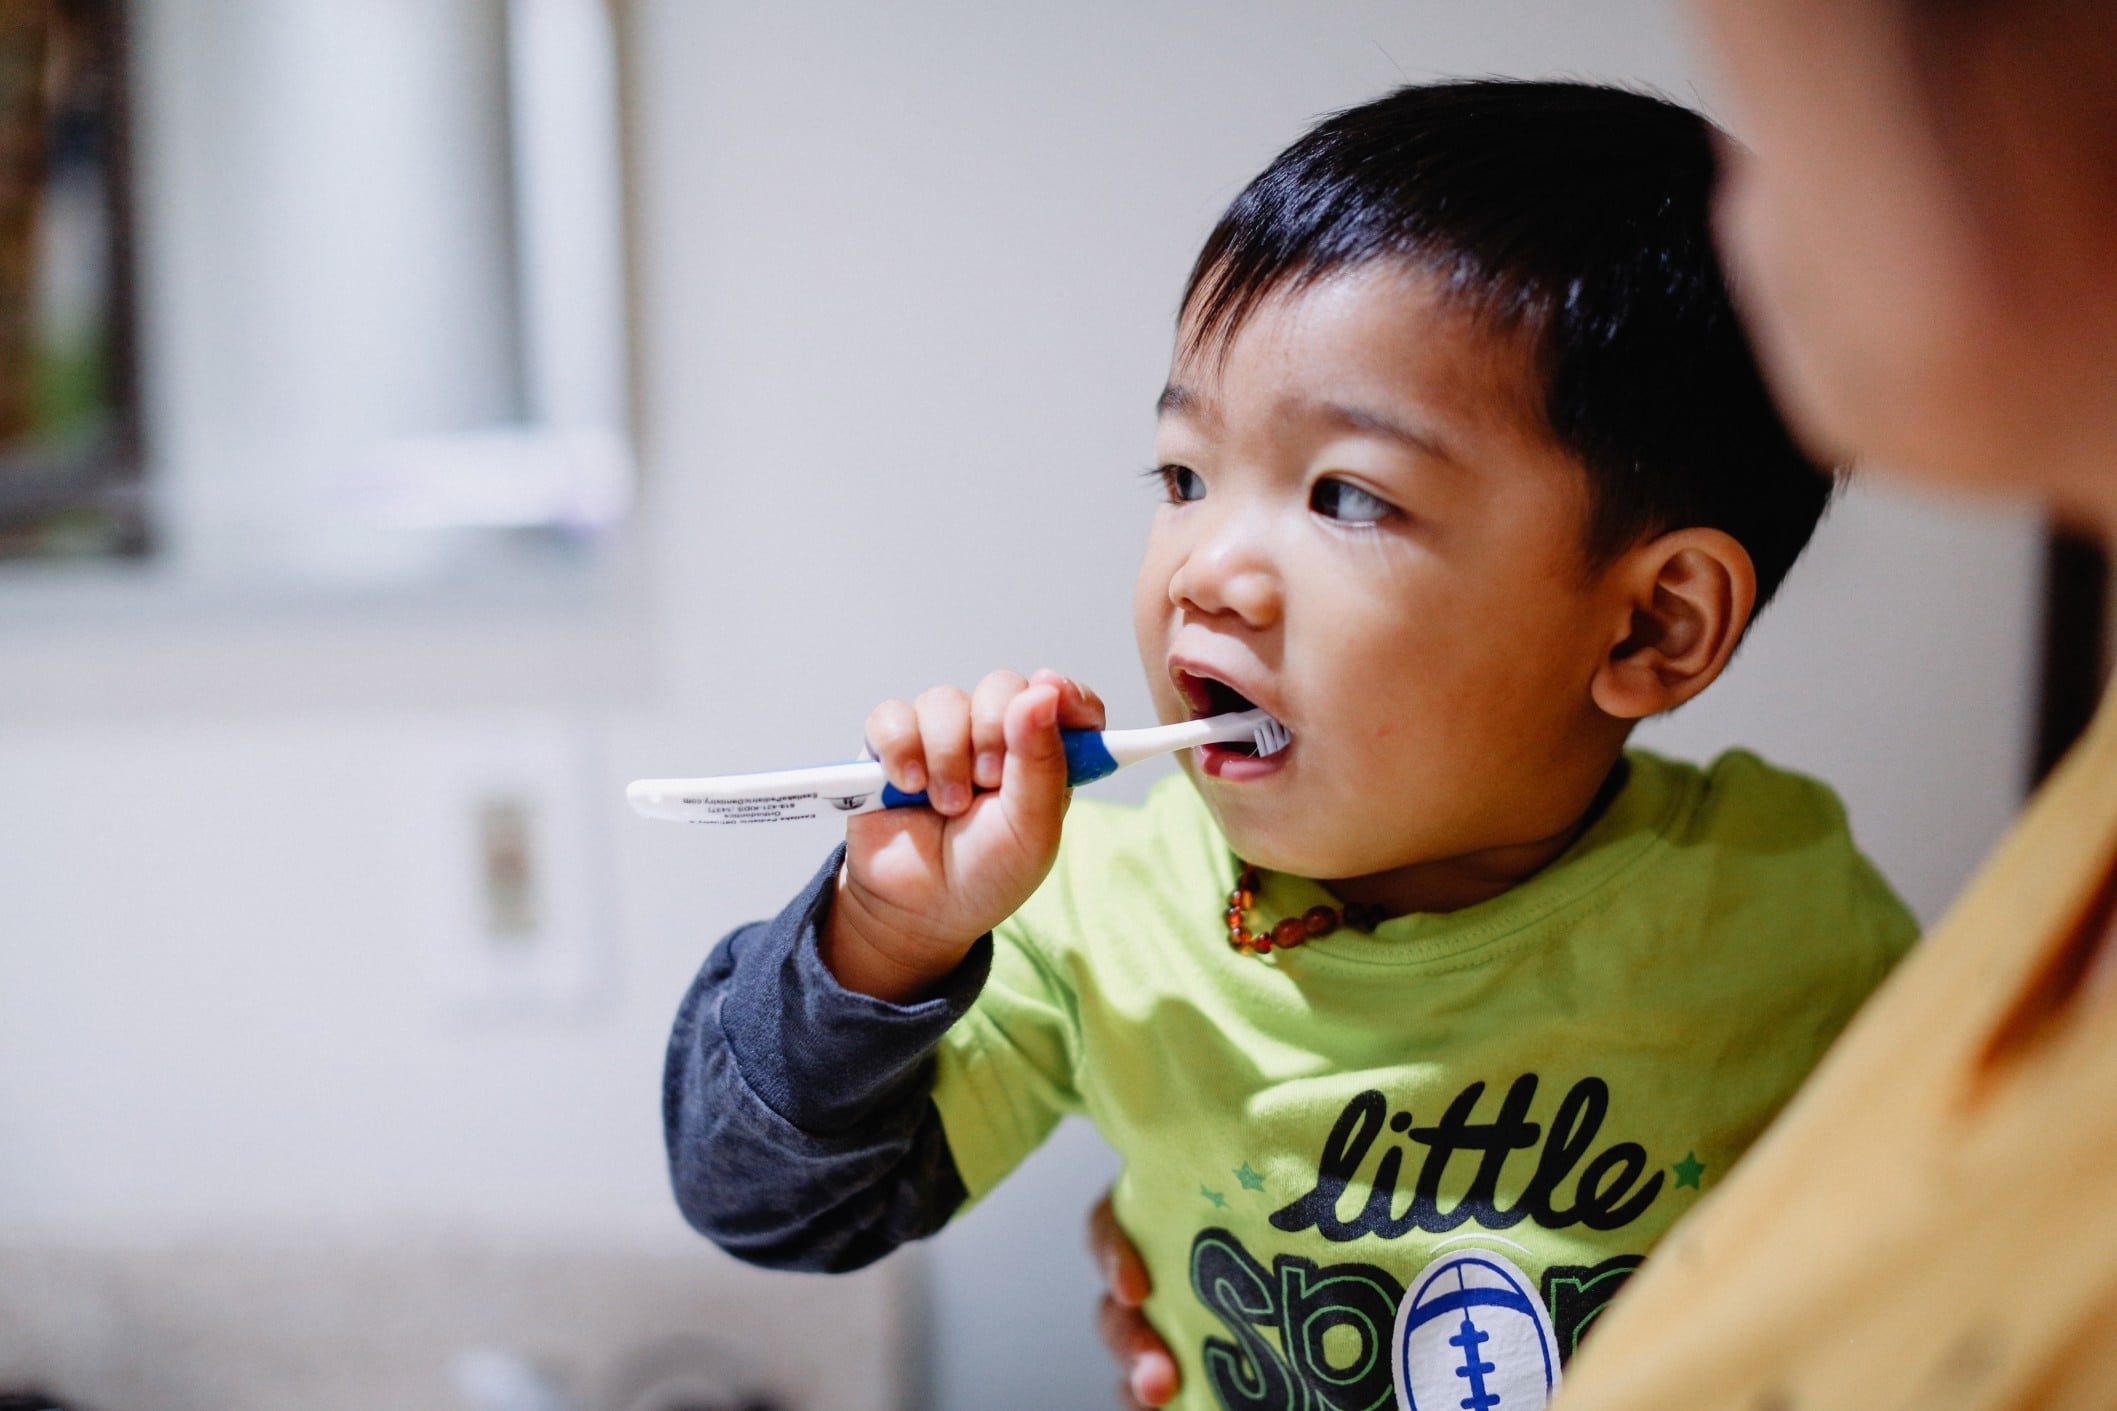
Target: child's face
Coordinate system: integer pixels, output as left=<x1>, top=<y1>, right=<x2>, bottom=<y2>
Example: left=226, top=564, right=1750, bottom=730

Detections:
left=1133, top=263, right=1633, bottom=904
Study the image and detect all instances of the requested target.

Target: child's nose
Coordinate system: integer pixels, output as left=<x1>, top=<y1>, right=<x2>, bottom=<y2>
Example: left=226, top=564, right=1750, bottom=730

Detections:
left=1167, top=528, right=1282, bottom=628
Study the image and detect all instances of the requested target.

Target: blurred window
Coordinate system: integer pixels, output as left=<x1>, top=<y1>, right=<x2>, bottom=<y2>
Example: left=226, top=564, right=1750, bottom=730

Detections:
left=0, top=0, right=633, bottom=587
left=0, top=0, right=142, bottom=562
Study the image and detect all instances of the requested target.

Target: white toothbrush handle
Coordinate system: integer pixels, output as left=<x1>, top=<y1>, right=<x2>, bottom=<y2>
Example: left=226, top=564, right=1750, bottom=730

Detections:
left=1094, top=709, right=1276, bottom=768
left=626, top=759, right=896, bottom=824
left=628, top=728, right=1133, bottom=825
left=626, top=711, right=1276, bottom=825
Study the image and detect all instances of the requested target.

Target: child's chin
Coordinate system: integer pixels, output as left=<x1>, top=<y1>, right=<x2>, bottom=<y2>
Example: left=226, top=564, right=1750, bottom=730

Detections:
left=1203, top=803, right=1335, bottom=877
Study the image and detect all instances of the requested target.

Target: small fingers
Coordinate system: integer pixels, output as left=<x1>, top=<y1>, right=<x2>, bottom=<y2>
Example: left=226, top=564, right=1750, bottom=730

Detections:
left=999, top=683, right=1069, bottom=833
left=1031, top=667, right=1109, bottom=733
left=867, top=673, right=1096, bottom=819
left=863, top=698, right=925, bottom=795
left=913, top=685, right=975, bottom=815
left=970, top=670, right=1030, bottom=792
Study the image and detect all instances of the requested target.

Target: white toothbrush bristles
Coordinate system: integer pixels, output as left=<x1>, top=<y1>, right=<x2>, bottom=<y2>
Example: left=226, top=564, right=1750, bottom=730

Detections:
left=1251, top=715, right=1292, bottom=757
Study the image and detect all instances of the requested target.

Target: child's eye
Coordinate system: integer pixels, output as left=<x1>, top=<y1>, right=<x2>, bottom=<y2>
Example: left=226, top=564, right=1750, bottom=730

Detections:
left=1154, top=464, right=1206, bottom=504
left=1310, top=477, right=1396, bottom=524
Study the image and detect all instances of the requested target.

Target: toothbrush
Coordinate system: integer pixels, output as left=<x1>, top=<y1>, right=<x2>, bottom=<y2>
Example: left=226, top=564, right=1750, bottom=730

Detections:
left=627, top=709, right=1291, bottom=826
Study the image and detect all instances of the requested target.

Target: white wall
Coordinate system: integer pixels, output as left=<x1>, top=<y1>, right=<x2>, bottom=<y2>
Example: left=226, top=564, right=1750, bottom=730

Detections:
left=0, top=3, right=2044, bottom=1410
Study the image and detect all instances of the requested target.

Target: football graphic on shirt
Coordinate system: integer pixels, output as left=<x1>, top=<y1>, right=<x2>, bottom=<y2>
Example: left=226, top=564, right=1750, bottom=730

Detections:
left=1392, top=1249, right=1560, bottom=1411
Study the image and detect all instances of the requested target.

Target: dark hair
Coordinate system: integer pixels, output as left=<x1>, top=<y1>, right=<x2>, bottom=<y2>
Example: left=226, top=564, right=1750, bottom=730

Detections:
left=1183, top=80, right=1833, bottom=608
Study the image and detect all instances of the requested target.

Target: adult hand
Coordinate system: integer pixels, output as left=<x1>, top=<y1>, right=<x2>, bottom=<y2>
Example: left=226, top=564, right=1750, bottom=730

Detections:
left=1090, top=1191, right=1179, bottom=1408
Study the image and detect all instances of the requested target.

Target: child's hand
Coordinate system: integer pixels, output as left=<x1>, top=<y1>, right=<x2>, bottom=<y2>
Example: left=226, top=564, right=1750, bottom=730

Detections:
left=821, top=667, right=1105, bottom=1002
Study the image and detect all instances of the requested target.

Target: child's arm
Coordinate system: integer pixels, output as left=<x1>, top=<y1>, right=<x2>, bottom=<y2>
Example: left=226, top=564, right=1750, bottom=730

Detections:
left=662, top=845, right=982, bottom=1269
left=662, top=670, right=1103, bottom=1269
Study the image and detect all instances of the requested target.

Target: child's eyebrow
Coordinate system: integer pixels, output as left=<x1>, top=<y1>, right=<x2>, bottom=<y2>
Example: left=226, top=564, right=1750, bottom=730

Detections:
left=1298, top=399, right=1456, bottom=463
left=1156, top=383, right=1204, bottom=419
left=1157, top=385, right=1458, bottom=466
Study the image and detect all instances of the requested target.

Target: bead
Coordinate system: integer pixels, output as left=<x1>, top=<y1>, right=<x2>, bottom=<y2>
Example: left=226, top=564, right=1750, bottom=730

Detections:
left=1222, top=862, right=1373, bottom=960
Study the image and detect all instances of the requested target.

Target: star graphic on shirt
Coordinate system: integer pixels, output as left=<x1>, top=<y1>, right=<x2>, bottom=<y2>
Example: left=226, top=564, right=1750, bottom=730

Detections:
left=1201, top=1184, right=1229, bottom=1210
left=1672, top=1151, right=1706, bottom=1189
left=1234, top=1162, right=1266, bottom=1193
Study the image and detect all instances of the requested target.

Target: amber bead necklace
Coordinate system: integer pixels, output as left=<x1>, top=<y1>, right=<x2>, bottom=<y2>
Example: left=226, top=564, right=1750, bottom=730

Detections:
left=1223, top=865, right=1390, bottom=956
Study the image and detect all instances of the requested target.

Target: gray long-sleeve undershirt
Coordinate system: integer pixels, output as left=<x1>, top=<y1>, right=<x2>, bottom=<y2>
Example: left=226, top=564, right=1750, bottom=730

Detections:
left=661, top=846, right=988, bottom=1270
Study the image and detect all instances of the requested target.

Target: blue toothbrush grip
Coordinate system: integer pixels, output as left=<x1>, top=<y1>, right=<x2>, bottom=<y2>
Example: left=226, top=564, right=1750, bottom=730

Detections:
left=1061, top=728, right=1121, bottom=785
left=877, top=729, right=1119, bottom=811
left=879, top=781, right=930, bottom=810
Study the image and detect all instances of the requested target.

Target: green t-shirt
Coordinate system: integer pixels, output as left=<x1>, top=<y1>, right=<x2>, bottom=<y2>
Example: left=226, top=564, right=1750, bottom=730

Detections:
left=931, top=749, right=1916, bottom=1411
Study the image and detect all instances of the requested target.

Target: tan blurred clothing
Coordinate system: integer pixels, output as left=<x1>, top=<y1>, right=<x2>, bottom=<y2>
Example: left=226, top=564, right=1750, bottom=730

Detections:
left=1555, top=686, right=2117, bottom=1410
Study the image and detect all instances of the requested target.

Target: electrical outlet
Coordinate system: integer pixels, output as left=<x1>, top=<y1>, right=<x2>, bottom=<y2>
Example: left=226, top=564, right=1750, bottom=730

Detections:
left=434, top=715, right=610, bottom=1021
left=477, top=797, right=541, bottom=942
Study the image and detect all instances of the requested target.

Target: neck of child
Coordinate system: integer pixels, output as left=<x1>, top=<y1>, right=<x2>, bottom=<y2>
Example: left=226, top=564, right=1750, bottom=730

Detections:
left=1326, top=759, right=1627, bottom=918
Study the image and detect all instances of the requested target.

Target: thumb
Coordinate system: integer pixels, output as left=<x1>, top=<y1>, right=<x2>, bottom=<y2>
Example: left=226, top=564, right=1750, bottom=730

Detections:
left=999, top=682, right=1070, bottom=838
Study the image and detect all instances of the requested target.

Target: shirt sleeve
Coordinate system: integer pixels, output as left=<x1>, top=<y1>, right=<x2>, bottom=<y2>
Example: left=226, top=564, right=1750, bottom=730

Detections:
left=661, top=845, right=990, bottom=1271
left=928, top=860, right=1091, bottom=1200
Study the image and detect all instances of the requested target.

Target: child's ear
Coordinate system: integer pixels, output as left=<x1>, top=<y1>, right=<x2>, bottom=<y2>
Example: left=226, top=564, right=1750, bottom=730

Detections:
left=1590, top=528, right=1758, bottom=720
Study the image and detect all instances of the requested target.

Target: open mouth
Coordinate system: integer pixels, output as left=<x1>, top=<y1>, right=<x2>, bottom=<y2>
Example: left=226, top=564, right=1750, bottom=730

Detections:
left=1177, top=671, right=1286, bottom=761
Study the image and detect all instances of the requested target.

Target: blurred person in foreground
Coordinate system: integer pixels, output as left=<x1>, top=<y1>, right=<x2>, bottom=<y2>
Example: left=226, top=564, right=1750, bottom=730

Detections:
left=1096, top=1, right=2117, bottom=1406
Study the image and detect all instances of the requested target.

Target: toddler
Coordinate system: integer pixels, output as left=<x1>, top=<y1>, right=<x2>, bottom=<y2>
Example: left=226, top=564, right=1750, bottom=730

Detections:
left=663, top=80, right=1915, bottom=1411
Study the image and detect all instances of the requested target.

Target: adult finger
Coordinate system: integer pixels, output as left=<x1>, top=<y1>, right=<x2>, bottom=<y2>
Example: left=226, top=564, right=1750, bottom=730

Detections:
left=1098, top=1295, right=1180, bottom=1408
left=1130, top=1345, right=1179, bottom=1408
left=1089, top=1191, right=1151, bottom=1306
